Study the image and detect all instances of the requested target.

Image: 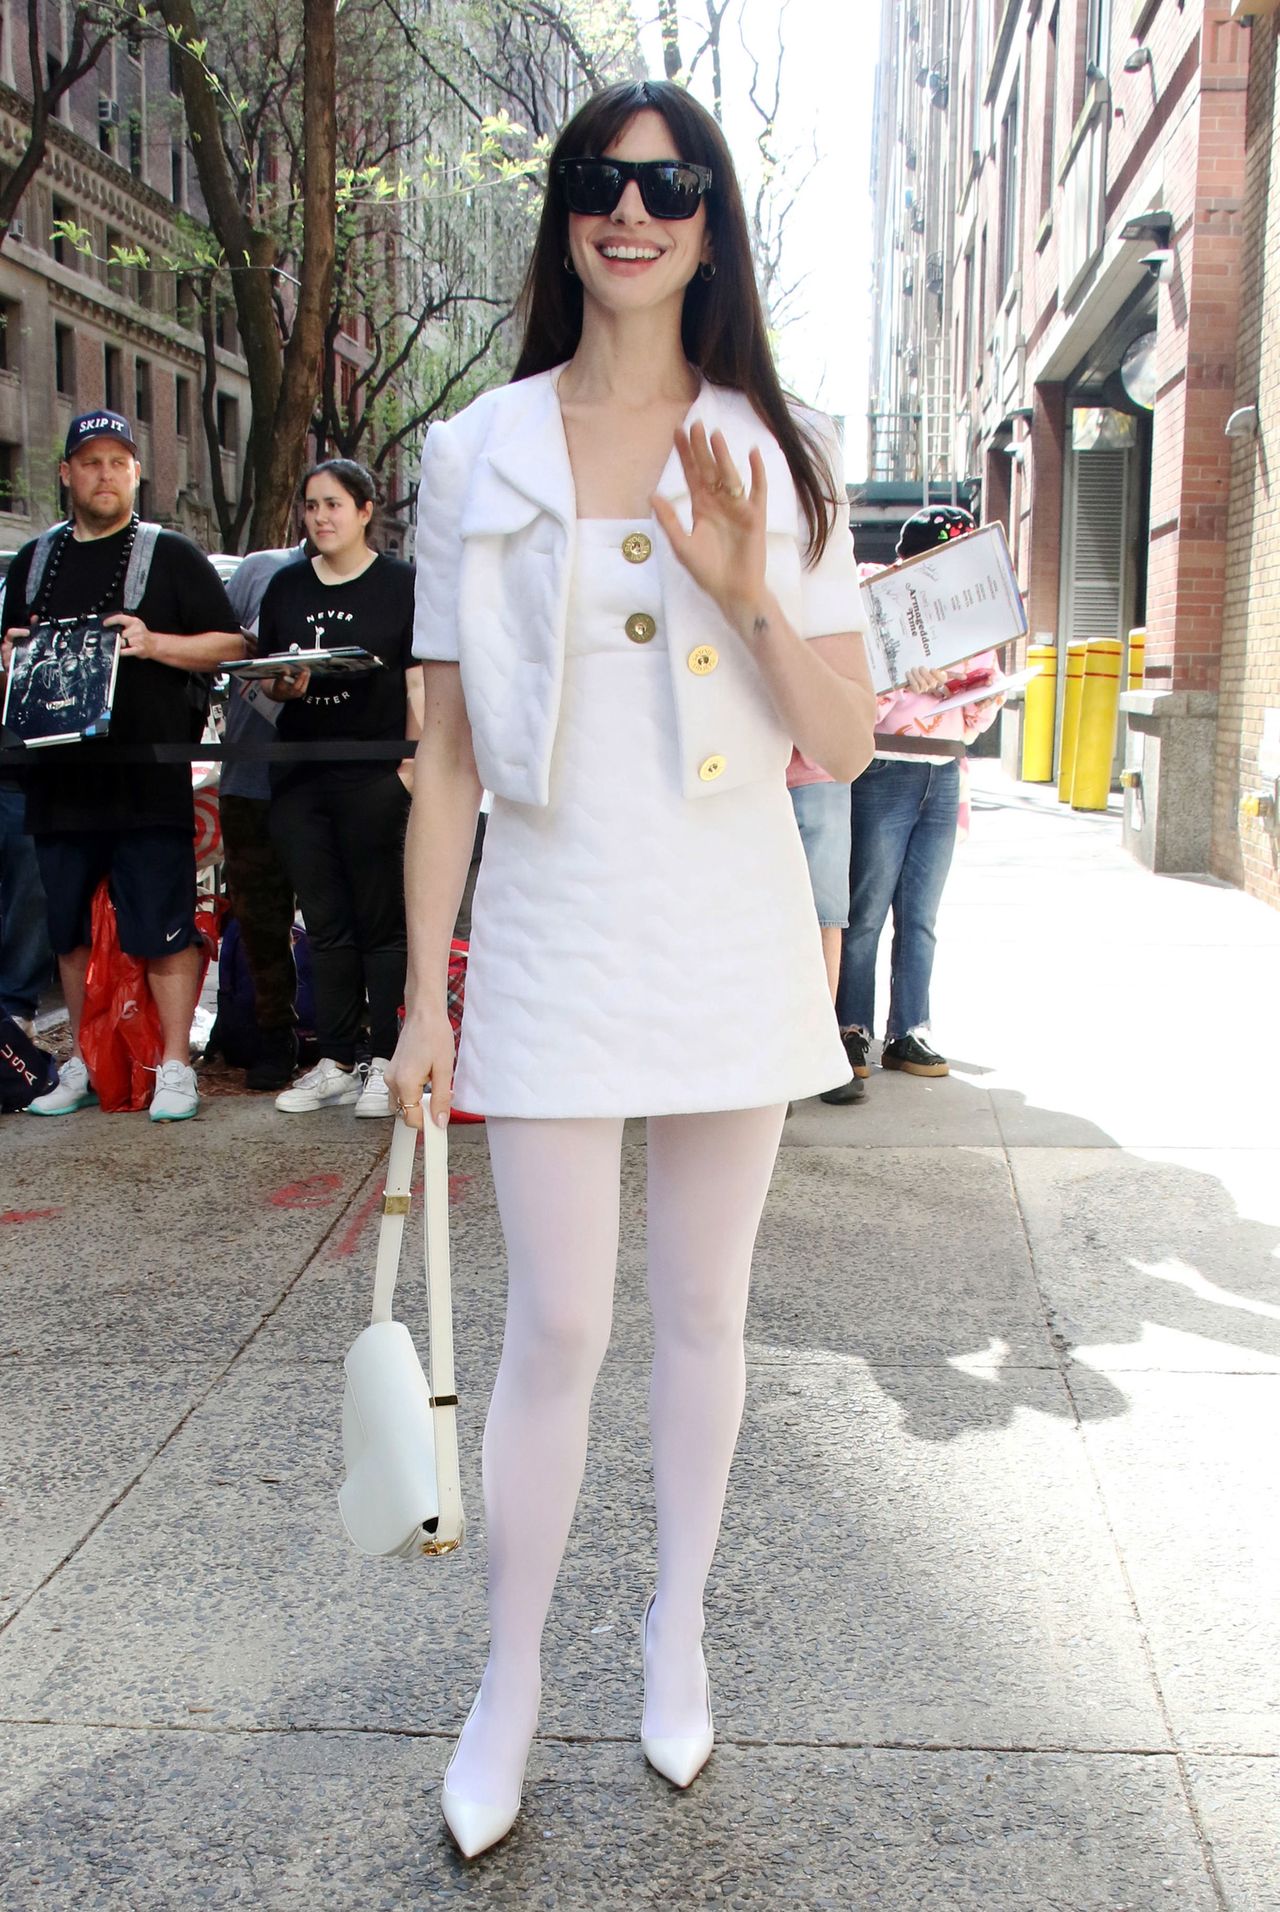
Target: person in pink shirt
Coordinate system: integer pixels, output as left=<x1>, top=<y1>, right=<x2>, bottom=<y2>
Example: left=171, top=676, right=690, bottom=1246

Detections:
left=822, top=506, right=1003, bottom=1102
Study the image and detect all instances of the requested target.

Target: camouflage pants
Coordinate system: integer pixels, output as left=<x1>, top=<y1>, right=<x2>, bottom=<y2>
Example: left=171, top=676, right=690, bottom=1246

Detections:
left=219, top=794, right=296, bottom=1031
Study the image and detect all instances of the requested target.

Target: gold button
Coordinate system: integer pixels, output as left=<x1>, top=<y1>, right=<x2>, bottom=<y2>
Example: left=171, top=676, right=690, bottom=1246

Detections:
left=625, top=612, right=657, bottom=645
left=688, top=644, right=719, bottom=676
left=698, top=754, right=727, bottom=782
left=622, top=531, right=652, bottom=564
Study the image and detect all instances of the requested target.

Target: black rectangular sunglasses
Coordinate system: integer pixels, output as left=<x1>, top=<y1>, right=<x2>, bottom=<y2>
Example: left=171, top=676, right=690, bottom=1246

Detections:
left=555, top=157, right=713, bottom=221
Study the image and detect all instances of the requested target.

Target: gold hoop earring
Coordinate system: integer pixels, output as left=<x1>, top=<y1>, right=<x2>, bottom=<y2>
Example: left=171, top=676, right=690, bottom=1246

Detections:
left=699, top=260, right=716, bottom=281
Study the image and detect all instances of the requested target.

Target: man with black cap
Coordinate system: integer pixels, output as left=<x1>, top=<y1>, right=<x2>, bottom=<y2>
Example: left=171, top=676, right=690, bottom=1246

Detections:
left=1, top=410, right=246, bottom=1121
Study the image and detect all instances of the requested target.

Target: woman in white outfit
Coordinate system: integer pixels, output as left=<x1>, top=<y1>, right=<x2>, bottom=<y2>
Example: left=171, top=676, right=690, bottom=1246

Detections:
left=386, top=78, right=876, bottom=1859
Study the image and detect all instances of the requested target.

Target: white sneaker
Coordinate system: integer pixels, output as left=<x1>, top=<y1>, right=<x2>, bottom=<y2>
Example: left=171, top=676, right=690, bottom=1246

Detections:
left=150, top=1060, right=199, bottom=1123
left=354, top=1057, right=393, bottom=1118
left=26, top=1055, right=97, bottom=1117
left=275, top=1058, right=360, bottom=1113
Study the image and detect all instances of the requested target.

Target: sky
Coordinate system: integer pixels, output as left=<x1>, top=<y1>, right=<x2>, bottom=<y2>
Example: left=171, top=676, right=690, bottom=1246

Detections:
left=635, top=0, right=878, bottom=473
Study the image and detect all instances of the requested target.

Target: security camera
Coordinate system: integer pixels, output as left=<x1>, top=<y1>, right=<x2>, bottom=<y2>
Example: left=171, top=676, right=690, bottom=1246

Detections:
left=1141, top=248, right=1174, bottom=283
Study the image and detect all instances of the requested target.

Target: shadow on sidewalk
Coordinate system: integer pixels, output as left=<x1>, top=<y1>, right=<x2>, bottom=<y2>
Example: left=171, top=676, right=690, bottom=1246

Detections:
left=766, top=1071, right=1280, bottom=1443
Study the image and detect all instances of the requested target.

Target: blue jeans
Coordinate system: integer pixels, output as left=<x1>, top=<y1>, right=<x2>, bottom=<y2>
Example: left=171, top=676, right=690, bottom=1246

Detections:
left=789, top=779, right=852, bottom=927
left=835, top=757, right=959, bottom=1040
left=0, top=785, right=53, bottom=1019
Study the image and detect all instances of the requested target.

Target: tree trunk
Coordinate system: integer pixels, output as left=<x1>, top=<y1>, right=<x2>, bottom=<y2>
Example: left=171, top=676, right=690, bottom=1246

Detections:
left=247, top=0, right=337, bottom=547
left=157, top=0, right=285, bottom=544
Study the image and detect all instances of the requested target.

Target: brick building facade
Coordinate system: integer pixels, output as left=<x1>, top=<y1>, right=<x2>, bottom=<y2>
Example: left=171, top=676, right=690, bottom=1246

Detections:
left=870, top=0, right=1280, bottom=902
left=1213, top=14, right=1280, bottom=909
left=0, top=9, right=254, bottom=551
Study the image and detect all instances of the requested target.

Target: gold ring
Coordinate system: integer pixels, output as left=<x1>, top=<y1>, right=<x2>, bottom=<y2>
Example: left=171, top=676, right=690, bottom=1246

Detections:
left=394, top=1097, right=423, bottom=1112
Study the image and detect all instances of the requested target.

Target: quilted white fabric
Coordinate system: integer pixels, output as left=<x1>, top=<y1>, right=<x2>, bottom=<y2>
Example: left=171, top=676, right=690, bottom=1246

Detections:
left=453, top=522, right=851, bottom=1119
left=412, top=369, right=866, bottom=807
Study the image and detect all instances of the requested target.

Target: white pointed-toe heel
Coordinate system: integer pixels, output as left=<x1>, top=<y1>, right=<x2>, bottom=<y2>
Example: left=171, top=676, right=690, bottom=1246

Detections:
left=640, top=1595, right=715, bottom=1790
left=440, top=1693, right=529, bottom=1860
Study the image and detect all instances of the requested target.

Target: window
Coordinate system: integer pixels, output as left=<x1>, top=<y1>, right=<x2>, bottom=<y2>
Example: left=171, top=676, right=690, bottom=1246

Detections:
left=176, top=274, right=198, bottom=329
left=104, top=343, right=123, bottom=410
left=218, top=304, right=238, bottom=352
left=54, top=322, right=75, bottom=396
left=98, top=109, right=115, bottom=158
left=216, top=391, right=239, bottom=453
left=0, top=297, right=16, bottom=372
left=170, top=142, right=185, bottom=208
left=50, top=195, right=73, bottom=268
left=104, top=226, right=126, bottom=297
left=977, top=226, right=988, bottom=381
left=1041, top=7, right=1059, bottom=217
left=135, top=357, right=152, bottom=423
left=136, top=262, right=154, bottom=310
left=128, top=116, right=143, bottom=178
left=998, top=83, right=1020, bottom=292
left=960, top=248, right=974, bottom=389
left=169, top=42, right=183, bottom=95
left=1087, top=0, right=1112, bottom=72
left=138, top=477, right=152, bottom=519
left=175, top=373, right=192, bottom=438
left=126, top=20, right=142, bottom=62
left=0, top=442, right=25, bottom=514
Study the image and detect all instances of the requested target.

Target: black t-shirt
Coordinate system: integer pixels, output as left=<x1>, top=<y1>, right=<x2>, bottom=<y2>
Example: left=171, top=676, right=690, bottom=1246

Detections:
left=256, top=554, right=416, bottom=789
left=4, top=525, right=239, bottom=834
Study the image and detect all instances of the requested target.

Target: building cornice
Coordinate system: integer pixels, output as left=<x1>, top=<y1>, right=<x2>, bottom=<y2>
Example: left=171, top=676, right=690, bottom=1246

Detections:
left=0, top=82, right=197, bottom=254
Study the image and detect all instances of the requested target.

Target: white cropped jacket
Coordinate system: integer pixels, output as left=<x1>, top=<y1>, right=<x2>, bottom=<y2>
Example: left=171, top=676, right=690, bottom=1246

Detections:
left=411, top=366, right=864, bottom=806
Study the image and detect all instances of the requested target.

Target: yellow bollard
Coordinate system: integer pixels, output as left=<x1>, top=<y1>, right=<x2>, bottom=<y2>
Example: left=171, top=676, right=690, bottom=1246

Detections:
left=1071, top=637, right=1124, bottom=811
left=1020, top=643, right=1058, bottom=782
left=1057, top=641, right=1089, bottom=802
left=1126, top=626, right=1145, bottom=691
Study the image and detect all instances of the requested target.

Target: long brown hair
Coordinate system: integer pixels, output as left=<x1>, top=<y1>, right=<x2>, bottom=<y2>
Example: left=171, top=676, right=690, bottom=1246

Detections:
left=512, top=79, right=838, bottom=563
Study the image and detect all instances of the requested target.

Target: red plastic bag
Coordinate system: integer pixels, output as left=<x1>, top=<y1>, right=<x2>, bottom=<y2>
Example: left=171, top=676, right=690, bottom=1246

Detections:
left=79, top=882, right=218, bottom=1113
left=80, top=881, right=164, bottom=1112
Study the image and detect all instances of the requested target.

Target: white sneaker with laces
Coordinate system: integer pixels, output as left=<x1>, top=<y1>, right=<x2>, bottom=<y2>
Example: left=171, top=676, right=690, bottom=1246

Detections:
left=354, top=1057, right=393, bottom=1118
left=149, top=1060, right=199, bottom=1123
left=275, top=1058, right=360, bottom=1113
left=26, top=1055, right=97, bottom=1117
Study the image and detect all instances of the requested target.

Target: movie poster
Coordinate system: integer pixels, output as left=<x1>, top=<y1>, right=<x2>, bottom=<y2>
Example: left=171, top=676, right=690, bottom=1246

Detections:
left=860, top=522, right=1028, bottom=693
left=2, top=618, right=122, bottom=747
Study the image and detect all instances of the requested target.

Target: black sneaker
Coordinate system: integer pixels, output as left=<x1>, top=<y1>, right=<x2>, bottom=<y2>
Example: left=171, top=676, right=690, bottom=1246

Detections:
left=820, top=1027, right=871, bottom=1104
left=245, top=1026, right=299, bottom=1093
left=880, top=1033, right=949, bottom=1078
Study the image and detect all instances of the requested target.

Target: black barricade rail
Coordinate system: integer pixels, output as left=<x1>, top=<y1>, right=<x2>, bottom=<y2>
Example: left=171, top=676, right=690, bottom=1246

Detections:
left=0, top=739, right=415, bottom=767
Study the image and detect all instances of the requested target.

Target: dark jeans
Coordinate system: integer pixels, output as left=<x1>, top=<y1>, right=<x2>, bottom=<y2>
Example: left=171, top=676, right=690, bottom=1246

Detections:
left=270, top=770, right=409, bottom=1064
left=0, top=785, right=52, bottom=1019
left=836, top=757, right=960, bottom=1041
left=220, top=794, right=297, bottom=1032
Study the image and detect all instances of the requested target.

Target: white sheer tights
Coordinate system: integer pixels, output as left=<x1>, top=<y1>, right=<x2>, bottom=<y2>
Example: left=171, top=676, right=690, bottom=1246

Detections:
left=444, top=1105, right=787, bottom=1808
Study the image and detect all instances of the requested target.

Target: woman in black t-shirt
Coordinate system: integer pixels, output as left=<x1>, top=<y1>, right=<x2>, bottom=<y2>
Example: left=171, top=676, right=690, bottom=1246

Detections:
left=257, top=459, right=422, bottom=1117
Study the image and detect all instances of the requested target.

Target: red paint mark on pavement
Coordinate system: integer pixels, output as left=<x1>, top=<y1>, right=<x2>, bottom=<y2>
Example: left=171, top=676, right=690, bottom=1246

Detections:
left=0, top=1208, right=63, bottom=1224
left=330, top=1169, right=475, bottom=1259
left=268, top=1173, right=344, bottom=1209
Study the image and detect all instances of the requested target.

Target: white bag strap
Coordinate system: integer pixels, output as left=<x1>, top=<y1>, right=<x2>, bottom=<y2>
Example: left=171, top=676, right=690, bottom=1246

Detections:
left=371, top=1115, right=463, bottom=1542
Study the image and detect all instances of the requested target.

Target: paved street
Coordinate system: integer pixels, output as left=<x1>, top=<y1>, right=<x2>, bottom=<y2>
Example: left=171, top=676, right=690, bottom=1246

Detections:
left=1, top=761, right=1278, bottom=1911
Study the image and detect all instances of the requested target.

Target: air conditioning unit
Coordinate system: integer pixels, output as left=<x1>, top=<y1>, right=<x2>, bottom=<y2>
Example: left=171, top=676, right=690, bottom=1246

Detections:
left=98, top=99, right=121, bottom=125
left=8, top=219, right=24, bottom=241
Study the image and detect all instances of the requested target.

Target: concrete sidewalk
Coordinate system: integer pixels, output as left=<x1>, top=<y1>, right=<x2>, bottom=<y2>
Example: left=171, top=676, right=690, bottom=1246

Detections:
left=1, top=762, right=1277, bottom=1910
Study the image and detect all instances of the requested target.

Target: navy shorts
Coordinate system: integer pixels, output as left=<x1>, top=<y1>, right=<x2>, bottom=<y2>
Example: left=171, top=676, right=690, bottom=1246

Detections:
left=789, top=779, right=853, bottom=928
left=33, top=828, right=198, bottom=960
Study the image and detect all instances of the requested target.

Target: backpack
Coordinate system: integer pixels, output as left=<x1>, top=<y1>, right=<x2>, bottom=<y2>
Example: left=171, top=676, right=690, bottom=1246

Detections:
left=25, top=520, right=210, bottom=718
left=0, top=1015, right=58, bottom=1112
left=207, top=917, right=316, bottom=1070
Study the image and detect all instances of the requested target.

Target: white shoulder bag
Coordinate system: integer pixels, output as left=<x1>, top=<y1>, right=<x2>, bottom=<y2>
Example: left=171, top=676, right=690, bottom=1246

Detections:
left=338, top=1115, right=465, bottom=1559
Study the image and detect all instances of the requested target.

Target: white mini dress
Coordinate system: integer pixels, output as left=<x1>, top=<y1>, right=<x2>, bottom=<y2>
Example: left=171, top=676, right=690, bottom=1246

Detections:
left=452, top=519, right=852, bottom=1119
